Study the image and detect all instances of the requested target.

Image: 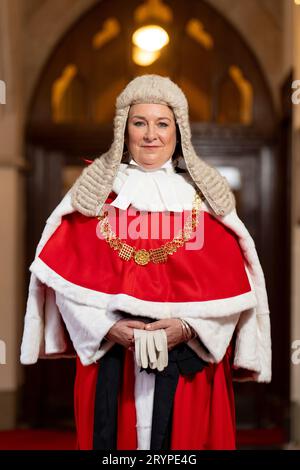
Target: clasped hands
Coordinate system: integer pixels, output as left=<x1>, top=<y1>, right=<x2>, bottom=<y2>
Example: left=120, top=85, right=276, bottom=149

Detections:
left=105, top=318, right=196, bottom=372
left=133, top=328, right=168, bottom=371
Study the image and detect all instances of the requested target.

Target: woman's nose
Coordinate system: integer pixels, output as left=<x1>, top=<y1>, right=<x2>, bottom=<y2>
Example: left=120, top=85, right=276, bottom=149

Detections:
left=144, top=125, right=157, bottom=141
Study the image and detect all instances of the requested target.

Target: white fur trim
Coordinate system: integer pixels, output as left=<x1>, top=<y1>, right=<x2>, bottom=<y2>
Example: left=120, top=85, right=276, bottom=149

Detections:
left=233, top=312, right=271, bottom=383
left=134, top=358, right=155, bottom=450
left=20, top=274, right=45, bottom=364
left=185, top=314, right=240, bottom=363
left=54, top=293, right=122, bottom=366
left=44, top=287, right=68, bottom=354
left=30, top=257, right=257, bottom=321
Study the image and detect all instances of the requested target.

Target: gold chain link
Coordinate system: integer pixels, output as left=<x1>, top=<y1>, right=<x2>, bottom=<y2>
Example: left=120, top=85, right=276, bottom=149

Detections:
left=97, top=191, right=203, bottom=266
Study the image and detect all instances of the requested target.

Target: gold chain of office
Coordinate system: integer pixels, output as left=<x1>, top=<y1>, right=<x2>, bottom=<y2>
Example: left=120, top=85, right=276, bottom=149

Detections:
left=97, top=191, right=203, bottom=266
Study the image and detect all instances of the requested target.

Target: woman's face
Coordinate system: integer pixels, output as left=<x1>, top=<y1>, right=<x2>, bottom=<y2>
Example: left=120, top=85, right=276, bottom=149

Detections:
left=125, top=103, right=177, bottom=170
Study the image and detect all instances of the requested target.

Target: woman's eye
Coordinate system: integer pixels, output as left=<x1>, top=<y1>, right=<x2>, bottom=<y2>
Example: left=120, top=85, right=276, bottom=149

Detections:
left=132, top=121, right=168, bottom=128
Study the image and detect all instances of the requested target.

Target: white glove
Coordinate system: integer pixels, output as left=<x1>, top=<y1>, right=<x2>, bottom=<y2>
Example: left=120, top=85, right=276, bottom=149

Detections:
left=153, top=329, right=168, bottom=371
left=133, top=329, right=168, bottom=371
left=134, top=330, right=148, bottom=369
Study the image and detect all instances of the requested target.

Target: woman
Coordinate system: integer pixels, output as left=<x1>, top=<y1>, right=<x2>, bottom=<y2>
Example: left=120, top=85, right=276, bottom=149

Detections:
left=20, top=74, right=271, bottom=450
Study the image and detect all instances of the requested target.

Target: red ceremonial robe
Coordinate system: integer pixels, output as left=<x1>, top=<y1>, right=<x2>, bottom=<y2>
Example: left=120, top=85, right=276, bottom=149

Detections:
left=38, top=194, right=251, bottom=306
left=36, top=191, right=252, bottom=450
left=74, top=344, right=236, bottom=450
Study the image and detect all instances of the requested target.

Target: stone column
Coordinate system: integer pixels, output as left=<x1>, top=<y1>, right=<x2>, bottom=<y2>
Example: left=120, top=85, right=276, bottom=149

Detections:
left=291, top=0, right=300, bottom=446
left=0, top=0, right=25, bottom=429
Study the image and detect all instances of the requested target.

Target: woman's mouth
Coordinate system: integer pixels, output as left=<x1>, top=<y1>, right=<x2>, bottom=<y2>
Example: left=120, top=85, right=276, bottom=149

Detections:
left=142, top=146, right=161, bottom=149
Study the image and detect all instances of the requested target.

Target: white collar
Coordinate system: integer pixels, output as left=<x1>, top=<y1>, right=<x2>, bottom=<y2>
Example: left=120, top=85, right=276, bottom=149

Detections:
left=111, top=156, right=196, bottom=212
left=127, top=156, right=175, bottom=174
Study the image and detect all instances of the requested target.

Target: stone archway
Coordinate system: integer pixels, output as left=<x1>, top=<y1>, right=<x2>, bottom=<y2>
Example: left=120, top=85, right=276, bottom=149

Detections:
left=23, top=0, right=284, bottom=113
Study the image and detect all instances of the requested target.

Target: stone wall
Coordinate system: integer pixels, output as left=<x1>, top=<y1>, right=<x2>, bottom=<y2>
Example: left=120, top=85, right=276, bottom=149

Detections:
left=0, top=0, right=25, bottom=428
